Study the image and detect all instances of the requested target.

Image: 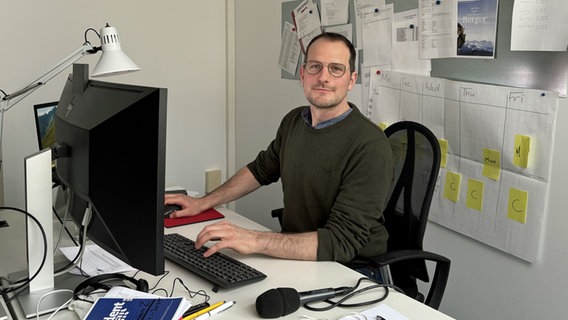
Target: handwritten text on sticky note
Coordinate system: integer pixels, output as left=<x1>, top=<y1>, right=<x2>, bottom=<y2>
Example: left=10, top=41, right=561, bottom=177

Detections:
left=482, top=148, right=501, bottom=181
left=466, top=178, right=484, bottom=211
left=513, top=134, right=530, bottom=168
left=444, top=171, right=462, bottom=203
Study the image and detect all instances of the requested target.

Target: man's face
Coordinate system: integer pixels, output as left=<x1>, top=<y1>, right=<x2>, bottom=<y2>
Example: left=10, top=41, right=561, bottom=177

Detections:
left=300, top=39, right=357, bottom=110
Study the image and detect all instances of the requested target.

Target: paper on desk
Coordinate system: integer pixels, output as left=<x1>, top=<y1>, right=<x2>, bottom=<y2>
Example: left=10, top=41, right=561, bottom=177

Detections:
left=59, top=244, right=136, bottom=276
left=358, top=303, right=409, bottom=320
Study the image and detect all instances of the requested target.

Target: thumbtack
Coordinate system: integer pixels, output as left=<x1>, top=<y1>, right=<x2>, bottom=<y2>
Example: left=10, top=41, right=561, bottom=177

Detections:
left=409, top=24, right=415, bottom=29
left=376, top=70, right=381, bottom=75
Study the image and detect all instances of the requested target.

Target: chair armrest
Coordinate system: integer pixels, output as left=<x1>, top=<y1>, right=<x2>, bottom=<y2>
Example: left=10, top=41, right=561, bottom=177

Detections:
left=370, top=249, right=449, bottom=267
left=271, top=208, right=283, bottom=219
left=370, top=250, right=450, bottom=310
left=271, top=208, right=283, bottom=226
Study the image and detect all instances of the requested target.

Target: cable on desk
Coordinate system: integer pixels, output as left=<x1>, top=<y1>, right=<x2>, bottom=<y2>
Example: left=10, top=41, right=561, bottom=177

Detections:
left=1, top=204, right=92, bottom=305
left=170, top=277, right=210, bottom=302
left=36, top=289, right=74, bottom=320
left=303, top=277, right=394, bottom=312
left=52, top=187, right=80, bottom=250
left=129, top=269, right=171, bottom=296
left=54, top=201, right=93, bottom=278
left=0, top=206, right=47, bottom=299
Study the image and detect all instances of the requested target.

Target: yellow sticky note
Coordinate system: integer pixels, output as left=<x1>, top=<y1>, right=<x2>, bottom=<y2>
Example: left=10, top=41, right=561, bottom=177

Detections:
left=466, top=178, right=484, bottom=211
left=507, top=188, right=528, bottom=224
left=438, top=139, right=448, bottom=168
left=443, top=171, right=461, bottom=203
left=482, top=148, right=501, bottom=181
left=378, top=122, right=388, bottom=131
left=513, top=134, right=530, bottom=168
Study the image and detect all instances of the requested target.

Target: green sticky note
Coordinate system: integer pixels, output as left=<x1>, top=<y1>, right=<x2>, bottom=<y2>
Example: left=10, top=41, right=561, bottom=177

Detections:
left=507, top=187, right=528, bottom=224
left=466, top=178, right=484, bottom=211
left=482, top=148, right=501, bottom=181
left=443, top=171, right=461, bottom=203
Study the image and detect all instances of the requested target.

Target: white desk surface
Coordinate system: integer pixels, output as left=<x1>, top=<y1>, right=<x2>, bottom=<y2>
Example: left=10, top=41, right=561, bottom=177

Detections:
left=5, top=207, right=455, bottom=320
left=155, top=207, right=454, bottom=320
left=0, top=300, right=7, bottom=320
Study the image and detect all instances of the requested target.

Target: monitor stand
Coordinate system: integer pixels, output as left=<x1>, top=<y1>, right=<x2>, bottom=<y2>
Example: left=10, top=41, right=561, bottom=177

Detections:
left=2, top=149, right=85, bottom=318
left=4, top=264, right=85, bottom=319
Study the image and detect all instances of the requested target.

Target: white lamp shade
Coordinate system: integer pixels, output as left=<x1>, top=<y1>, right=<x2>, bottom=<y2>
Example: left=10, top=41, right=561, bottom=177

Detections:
left=91, top=25, right=140, bottom=77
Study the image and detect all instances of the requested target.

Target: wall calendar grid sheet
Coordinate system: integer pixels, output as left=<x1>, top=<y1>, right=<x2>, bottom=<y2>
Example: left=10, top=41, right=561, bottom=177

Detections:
left=366, top=69, right=558, bottom=262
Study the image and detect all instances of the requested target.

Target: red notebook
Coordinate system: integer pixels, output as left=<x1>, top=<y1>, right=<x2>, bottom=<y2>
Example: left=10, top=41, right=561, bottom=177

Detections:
left=164, top=208, right=224, bottom=228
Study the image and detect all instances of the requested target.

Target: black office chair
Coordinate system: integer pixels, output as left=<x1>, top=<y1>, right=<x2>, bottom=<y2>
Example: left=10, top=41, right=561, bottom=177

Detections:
left=364, top=120, right=450, bottom=309
left=271, top=120, right=450, bottom=309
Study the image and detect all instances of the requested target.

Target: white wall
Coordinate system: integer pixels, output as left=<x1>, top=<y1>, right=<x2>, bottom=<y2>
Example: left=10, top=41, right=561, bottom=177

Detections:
left=0, top=0, right=227, bottom=274
left=3, top=1, right=568, bottom=318
left=234, top=0, right=568, bottom=319
left=0, top=0, right=227, bottom=207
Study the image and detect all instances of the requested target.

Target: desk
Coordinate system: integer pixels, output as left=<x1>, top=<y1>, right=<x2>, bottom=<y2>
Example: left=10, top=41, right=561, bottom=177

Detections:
left=0, top=300, right=7, bottom=320
left=158, top=208, right=453, bottom=320
left=5, top=207, right=454, bottom=320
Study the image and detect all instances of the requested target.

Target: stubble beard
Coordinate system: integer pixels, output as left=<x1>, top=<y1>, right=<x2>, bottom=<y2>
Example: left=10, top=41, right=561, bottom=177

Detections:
left=306, top=88, right=346, bottom=110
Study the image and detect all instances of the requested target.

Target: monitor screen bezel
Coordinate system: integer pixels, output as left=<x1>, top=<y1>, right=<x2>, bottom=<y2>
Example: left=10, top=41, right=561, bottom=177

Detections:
left=33, top=101, right=58, bottom=151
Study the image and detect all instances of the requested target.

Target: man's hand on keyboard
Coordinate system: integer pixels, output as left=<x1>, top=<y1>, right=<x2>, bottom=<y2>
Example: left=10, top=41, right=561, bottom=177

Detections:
left=195, top=220, right=261, bottom=257
left=194, top=220, right=318, bottom=261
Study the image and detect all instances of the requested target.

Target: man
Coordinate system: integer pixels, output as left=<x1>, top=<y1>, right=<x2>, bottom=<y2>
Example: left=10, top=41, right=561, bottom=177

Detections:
left=166, top=32, right=393, bottom=265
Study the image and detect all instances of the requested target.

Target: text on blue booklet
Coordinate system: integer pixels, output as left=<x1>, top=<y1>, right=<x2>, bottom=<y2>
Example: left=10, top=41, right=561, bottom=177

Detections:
left=85, top=297, right=185, bottom=320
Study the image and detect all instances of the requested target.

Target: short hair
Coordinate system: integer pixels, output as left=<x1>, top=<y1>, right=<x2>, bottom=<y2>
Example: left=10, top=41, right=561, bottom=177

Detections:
left=304, top=32, right=356, bottom=73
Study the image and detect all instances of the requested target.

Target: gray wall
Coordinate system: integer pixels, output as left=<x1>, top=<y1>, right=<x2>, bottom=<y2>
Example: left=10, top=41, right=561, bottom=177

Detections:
left=234, top=1, right=568, bottom=319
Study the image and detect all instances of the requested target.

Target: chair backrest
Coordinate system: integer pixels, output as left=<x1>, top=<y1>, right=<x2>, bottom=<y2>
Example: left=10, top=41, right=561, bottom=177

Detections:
left=383, top=121, right=441, bottom=282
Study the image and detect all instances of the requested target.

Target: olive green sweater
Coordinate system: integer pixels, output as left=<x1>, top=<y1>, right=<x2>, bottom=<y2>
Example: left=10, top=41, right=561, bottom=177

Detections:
left=247, top=104, right=393, bottom=263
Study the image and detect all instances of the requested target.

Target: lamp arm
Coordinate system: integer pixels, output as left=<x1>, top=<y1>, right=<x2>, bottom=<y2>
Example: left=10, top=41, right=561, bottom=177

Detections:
left=0, top=42, right=96, bottom=113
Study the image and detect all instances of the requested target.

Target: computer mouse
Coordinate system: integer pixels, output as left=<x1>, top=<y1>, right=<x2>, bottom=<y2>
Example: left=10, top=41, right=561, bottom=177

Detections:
left=164, top=204, right=182, bottom=218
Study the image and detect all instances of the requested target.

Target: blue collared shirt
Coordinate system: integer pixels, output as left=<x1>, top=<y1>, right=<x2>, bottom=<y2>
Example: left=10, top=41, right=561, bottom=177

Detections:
left=301, top=106, right=353, bottom=129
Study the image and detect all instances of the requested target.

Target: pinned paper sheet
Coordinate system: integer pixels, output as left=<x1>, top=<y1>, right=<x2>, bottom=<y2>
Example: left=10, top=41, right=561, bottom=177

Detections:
left=482, top=148, right=501, bottom=181
left=444, top=171, right=462, bottom=203
left=508, top=187, right=528, bottom=224
left=439, top=139, right=448, bottom=168
left=466, top=178, right=484, bottom=211
left=513, top=134, right=531, bottom=168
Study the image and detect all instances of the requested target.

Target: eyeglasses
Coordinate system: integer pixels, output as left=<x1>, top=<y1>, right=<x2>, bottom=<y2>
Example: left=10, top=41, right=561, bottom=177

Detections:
left=303, top=61, right=349, bottom=78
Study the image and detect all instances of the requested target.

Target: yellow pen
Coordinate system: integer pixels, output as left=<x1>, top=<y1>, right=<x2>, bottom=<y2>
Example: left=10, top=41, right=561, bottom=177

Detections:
left=182, top=301, right=224, bottom=320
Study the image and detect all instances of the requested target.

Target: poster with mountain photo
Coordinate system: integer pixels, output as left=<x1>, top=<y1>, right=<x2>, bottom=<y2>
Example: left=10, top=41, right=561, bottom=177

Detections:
left=457, top=0, right=498, bottom=58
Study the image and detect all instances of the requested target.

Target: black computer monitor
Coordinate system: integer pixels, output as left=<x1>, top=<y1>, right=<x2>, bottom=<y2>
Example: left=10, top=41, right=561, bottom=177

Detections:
left=54, top=64, right=167, bottom=275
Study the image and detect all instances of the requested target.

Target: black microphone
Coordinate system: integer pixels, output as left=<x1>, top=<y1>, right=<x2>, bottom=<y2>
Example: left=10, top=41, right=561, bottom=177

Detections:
left=255, top=286, right=353, bottom=318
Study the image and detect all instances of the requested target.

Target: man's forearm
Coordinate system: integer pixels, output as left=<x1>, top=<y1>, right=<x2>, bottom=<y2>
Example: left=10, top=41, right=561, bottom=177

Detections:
left=198, top=166, right=261, bottom=210
left=256, top=231, right=318, bottom=261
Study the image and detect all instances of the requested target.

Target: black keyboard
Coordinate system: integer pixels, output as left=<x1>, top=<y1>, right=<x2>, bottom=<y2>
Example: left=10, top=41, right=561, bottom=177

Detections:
left=163, top=233, right=267, bottom=291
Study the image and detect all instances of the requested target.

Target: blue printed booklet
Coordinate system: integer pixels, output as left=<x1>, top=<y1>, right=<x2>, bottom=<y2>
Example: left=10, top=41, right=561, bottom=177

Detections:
left=84, top=296, right=186, bottom=320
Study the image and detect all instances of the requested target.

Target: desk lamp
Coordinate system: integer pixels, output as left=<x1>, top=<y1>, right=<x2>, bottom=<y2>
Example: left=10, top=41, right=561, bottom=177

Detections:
left=0, top=23, right=140, bottom=201
left=0, top=23, right=139, bottom=318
